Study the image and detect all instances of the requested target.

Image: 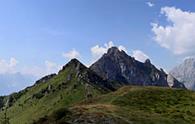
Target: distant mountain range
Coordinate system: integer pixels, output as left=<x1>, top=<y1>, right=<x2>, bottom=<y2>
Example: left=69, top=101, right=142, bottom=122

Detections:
left=171, top=58, right=195, bottom=90
left=0, top=46, right=192, bottom=124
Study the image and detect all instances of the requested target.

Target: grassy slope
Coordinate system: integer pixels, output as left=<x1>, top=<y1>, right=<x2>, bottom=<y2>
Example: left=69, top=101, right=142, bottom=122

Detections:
left=0, top=64, right=105, bottom=124
left=36, top=86, right=195, bottom=124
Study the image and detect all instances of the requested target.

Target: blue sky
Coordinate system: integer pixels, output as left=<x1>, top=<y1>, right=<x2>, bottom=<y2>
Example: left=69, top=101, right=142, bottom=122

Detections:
left=0, top=0, right=195, bottom=95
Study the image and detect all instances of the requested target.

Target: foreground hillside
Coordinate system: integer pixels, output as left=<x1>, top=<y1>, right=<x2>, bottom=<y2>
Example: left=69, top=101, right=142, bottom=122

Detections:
left=0, top=47, right=189, bottom=124
left=35, top=86, right=195, bottom=124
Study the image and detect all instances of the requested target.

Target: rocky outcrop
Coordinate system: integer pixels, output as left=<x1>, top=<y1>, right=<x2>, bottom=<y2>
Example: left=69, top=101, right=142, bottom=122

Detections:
left=90, top=47, right=184, bottom=89
left=167, top=74, right=186, bottom=89
left=60, top=59, right=115, bottom=91
left=170, top=58, right=195, bottom=90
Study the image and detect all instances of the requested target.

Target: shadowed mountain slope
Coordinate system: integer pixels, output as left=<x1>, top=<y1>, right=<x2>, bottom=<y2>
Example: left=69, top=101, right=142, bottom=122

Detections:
left=90, top=47, right=185, bottom=89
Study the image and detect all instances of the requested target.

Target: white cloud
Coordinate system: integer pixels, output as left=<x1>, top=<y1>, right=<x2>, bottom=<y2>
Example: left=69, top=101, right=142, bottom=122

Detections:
left=21, top=66, right=45, bottom=78
left=45, top=60, right=60, bottom=74
left=89, top=41, right=127, bottom=66
left=0, top=57, right=59, bottom=79
left=146, top=2, right=154, bottom=7
left=91, top=41, right=114, bottom=59
left=91, top=41, right=127, bottom=59
left=0, top=57, right=18, bottom=74
left=132, top=50, right=149, bottom=62
left=91, top=45, right=107, bottom=58
left=45, top=61, right=57, bottom=69
left=0, top=58, right=60, bottom=94
left=104, top=41, right=114, bottom=49
left=21, top=60, right=60, bottom=78
left=118, top=45, right=127, bottom=53
left=62, top=49, right=80, bottom=60
left=152, top=6, right=195, bottom=55
left=10, top=57, right=18, bottom=67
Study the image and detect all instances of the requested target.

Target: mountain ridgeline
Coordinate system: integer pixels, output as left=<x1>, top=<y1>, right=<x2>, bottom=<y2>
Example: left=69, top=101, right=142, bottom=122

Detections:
left=0, top=47, right=189, bottom=124
left=90, top=47, right=185, bottom=89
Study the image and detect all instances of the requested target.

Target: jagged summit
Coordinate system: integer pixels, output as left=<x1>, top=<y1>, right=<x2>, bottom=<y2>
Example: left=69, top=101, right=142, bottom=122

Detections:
left=184, top=57, right=195, bottom=63
left=107, top=46, right=126, bottom=55
left=90, top=46, right=184, bottom=88
left=107, top=47, right=119, bottom=53
left=106, top=47, right=129, bottom=57
left=59, top=58, right=86, bottom=73
left=69, top=58, right=81, bottom=64
left=64, top=58, right=85, bottom=68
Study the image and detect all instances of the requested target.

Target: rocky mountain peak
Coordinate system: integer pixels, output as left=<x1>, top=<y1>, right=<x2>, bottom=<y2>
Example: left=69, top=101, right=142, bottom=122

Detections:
left=107, top=47, right=120, bottom=54
left=90, top=46, right=185, bottom=89
left=67, top=58, right=83, bottom=67
left=184, top=57, right=195, bottom=62
left=57, top=58, right=115, bottom=91
left=183, top=57, right=195, bottom=67
left=60, top=58, right=86, bottom=73
left=106, top=47, right=127, bottom=57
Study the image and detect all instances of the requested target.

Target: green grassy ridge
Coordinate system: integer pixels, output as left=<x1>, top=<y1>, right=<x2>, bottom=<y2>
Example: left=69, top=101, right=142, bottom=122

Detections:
left=35, top=86, right=195, bottom=124
left=0, top=62, right=106, bottom=124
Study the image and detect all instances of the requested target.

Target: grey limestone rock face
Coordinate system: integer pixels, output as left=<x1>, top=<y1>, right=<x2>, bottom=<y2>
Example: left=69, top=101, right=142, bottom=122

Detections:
left=170, top=58, right=195, bottom=90
left=90, top=47, right=185, bottom=89
left=167, top=74, right=186, bottom=89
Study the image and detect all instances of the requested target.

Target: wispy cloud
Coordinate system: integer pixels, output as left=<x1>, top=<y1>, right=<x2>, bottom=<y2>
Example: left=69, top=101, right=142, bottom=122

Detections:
left=146, top=2, right=154, bottom=7
left=132, top=50, right=149, bottom=62
left=91, top=41, right=127, bottom=58
left=0, top=57, right=18, bottom=74
left=91, top=41, right=114, bottom=59
left=21, top=60, right=60, bottom=78
left=90, top=41, right=127, bottom=65
left=62, top=49, right=80, bottom=60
